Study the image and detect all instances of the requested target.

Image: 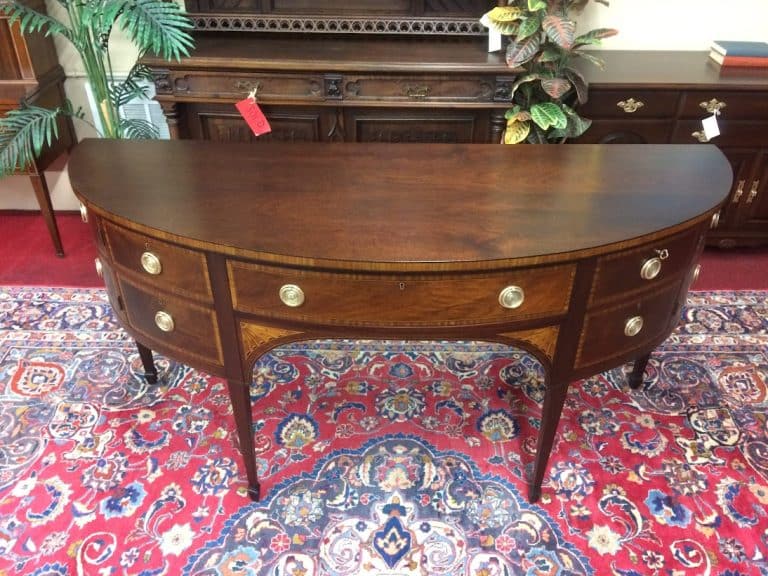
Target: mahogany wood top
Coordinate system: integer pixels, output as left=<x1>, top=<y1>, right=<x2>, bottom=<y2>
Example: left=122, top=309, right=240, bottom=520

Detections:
left=69, top=140, right=731, bottom=267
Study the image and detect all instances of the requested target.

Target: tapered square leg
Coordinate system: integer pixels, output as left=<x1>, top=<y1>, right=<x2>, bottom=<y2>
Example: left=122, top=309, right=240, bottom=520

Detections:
left=629, top=353, right=651, bottom=390
left=30, top=173, right=64, bottom=257
left=136, top=341, right=158, bottom=384
left=529, top=381, right=569, bottom=503
left=225, top=378, right=261, bottom=501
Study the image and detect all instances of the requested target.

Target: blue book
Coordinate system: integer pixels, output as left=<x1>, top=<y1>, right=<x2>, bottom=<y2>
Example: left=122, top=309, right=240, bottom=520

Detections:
left=711, top=40, right=768, bottom=57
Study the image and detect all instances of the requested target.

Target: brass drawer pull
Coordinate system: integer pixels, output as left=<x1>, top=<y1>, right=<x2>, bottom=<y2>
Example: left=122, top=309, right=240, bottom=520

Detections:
left=732, top=180, right=746, bottom=203
left=616, top=98, right=644, bottom=113
left=140, top=251, right=163, bottom=275
left=94, top=258, right=103, bottom=278
left=404, top=84, right=430, bottom=99
left=640, top=258, right=662, bottom=280
left=154, top=311, right=175, bottom=332
left=624, top=315, right=644, bottom=337
left=498, top=285, right=525, bottom=309
left=691, top=131, right=709, bottom=143
left=699, top=98, right=726, bottom=114
left=710, top=212, right=720, bottom=229
left=692, top=264, right=701, bottom=284
left=79, top=203, right=88, bottom=223
left=747, top=180, right=760, bottom=204
left=279, top=284, right=305, bottom=307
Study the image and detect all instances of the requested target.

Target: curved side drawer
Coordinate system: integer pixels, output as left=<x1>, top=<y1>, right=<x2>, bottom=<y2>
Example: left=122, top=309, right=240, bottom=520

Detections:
left=227, top=261, right=576, bottom=327
left=118, top=277, right=224, bottom=368
left=575, top=282, right=683, bottom=370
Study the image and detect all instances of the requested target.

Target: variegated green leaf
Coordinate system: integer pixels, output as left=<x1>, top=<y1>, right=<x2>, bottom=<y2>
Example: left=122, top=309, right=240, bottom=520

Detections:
left=563, top=67, right=588, bottom=103
left=541, top=78, right=572, bottom=99
left=550, top=103, right=592, bottom=139
left=530, top=102, right=568, bottom=130
left=527, top=124, right=548, bottom=144
left=527, top=0, right=548, bottom=11
left=503, top=120, right=531, bottom=144
left=575, top=51, right=606, bottom=69
left=542, top=15, right=575, bottom=49
left=504, top=106, right=523, bottom=120
left=509, top=74, right=543, bottom=100
left=506, top=35, right=541, bottom=68
left=537, top=48, right=563, bottom=63
left=574, top=27, right=618, bottom=47
left=516, top=13, right=543, bottom=42
left=485, top=6, right=524, bottom=23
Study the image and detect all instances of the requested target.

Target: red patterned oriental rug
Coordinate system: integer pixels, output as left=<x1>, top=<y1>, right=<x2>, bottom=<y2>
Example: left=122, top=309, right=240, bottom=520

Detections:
left=0, top=287, right=767, bottom=576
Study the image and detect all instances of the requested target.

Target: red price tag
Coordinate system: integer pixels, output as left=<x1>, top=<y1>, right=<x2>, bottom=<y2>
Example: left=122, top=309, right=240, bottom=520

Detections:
left=235, top=98, right=272, bottom=137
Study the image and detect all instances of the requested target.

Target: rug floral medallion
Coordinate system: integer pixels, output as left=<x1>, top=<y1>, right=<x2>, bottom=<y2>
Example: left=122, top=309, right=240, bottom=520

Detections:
left=0, top=287, right=767, bottom=576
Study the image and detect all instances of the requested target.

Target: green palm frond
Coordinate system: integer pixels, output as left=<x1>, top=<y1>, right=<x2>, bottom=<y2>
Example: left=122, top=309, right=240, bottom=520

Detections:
left=117, top=0, right=194, bottom=61
left=0, top=1, right=72, bottom=40
left=111, top=63, right=155, bottom=108
left=119, top=118, right=159, bottom=140
left=0, top=105, right=62, bottom=177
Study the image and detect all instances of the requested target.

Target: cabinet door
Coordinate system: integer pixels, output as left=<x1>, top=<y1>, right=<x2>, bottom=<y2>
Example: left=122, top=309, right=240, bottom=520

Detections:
left=185, top=103, right=335, bottom=143
left=717, top=149, right=759, bottom=228
left=738, top=151, right=768, bottom=231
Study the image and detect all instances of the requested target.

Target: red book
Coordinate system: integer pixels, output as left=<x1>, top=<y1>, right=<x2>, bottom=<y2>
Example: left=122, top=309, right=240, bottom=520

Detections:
left=709, top=50, right=768, bottom=67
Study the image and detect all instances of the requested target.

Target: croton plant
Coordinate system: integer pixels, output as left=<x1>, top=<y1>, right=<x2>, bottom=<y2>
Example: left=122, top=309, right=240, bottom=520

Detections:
left=482, top=0, right=617, bottom=144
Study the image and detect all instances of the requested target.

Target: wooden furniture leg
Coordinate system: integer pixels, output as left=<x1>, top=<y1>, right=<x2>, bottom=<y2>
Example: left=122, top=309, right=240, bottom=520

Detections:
left=29, top=172, right=64, bottom=257
left=628, top=352, right=651, bottom=389
left=136, top=341, right=159, bottom=384
left=226, top=378, right=261, bottom=501
left=529, top=381, right=569, bottom=503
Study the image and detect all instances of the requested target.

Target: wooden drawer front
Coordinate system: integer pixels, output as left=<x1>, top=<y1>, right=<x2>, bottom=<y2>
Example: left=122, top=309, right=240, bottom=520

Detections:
left=104, top=222, right=212, bottom=301
left=680, top=92, right=768, bottom=120
left=343, top=75, right=494, bottom=103
left=579, top=90, right=679, bottom=118
left=576, top=119, right=673, bottom=144
left=345, top=108, right=485, bottom=143
left=99, top=258, right=128, bottom=325
left=590, top=228, right=700, bottom=306
left=672, top=120, right=768, bottom=147
left=228, top=262, right=575, bottom=327
left=119, top=278, right=223, bottom=366
left=576, top=283, right=682, bottom=369
left=172, top=72, right=324, bottom=102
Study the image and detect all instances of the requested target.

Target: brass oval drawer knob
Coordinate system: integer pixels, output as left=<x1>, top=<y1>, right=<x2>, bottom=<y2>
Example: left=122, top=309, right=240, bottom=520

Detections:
left=616, top=98, right=644, bottom=113
left=140, top=251, right=163, bottom=275
left=640, top=257, right=662, bottom=280
left=154, top=311, right=175, bottom=332
left=279, top=284, right=305, bottom=307
left=94, top=257, right=103, bottom=278
left=692, top=264, right=701, bottom=284
left=79, top=203, right=88, bottom=223
left=710, top=212, right=720, bottom=229
left=624, top=315, right=644, bottom=337
left=498, top=285, right=525, bottom=309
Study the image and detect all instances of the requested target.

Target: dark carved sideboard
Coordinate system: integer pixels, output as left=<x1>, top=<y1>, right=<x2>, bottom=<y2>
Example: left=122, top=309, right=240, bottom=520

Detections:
left=142, top=3, right=768, bottom=247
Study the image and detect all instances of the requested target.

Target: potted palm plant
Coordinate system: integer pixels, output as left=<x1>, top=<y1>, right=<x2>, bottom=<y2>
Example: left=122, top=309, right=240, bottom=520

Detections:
left=0, top=0, right=193, bottom=177
left=482, top=0, right=616, bottom=144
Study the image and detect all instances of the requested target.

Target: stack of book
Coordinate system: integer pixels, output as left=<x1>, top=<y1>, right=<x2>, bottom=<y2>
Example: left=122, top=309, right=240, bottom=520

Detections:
left=709, top=40, right=768, bottom=68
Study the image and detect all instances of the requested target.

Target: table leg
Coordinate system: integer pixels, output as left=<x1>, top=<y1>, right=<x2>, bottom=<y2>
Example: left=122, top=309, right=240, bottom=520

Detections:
left=529, top=381, right=569, bottom=503
left=30, top=173, right=64, bottom=257
left=628, top=353, right=651, bottom=390
left=136, top=341, right=158, bottom=384
left=226, top=378, right=261, bottom=501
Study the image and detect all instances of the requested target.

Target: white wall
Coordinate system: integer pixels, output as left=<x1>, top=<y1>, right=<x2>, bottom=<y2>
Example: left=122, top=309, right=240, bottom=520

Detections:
left=2, top=0, right=767, bottom=210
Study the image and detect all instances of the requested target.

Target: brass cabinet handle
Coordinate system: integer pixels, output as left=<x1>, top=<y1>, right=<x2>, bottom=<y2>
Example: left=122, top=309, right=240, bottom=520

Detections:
left=624, top=315, right=644, bottom=337
left=747, top=180, right=760, bottom=204
left=279, top=284, right=305, bottom=307
left=691, top=131, right=709, bottom=143
left=616, top=98, right=644, bottom=113
left=154, top=311, right=175, bottom=332
left=710, top=212, right=720, bottom=229
left=498, top=285, right=525, bottom=309
left=404, top=84, right=430, bottom=99
left=79, top=203, right=88, bottom=223
left=640, top=258, right=662, bottom=280
left=692, top=264, right=701, bottom=284
left=94, top=258, right=103, bottom=278
left=140, top=251, right=162, bottom=275
left=699, top=98, right=727, bottom=114
left=732, top=180, right=746, bottom=203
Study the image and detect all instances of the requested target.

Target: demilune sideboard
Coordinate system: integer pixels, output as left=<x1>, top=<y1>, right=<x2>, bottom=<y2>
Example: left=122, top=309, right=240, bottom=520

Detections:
left=68, top=140, right=732, bottom=502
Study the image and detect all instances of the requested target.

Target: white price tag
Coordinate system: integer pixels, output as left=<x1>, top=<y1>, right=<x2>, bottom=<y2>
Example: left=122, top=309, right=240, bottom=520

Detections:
left=702, top=114, right=720, bottom=141
left=480, top=13, right=502, bottom=53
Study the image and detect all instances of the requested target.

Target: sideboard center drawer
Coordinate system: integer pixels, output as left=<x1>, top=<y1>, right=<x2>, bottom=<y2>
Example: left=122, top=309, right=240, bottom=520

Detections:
left=228, top=262, right=576, bottom=327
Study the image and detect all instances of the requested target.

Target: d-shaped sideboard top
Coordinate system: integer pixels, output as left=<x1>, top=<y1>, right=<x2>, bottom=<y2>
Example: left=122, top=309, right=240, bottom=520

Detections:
left=69, top=140, right=732, bottom=502
left=70, top=140, right=730, bottom=268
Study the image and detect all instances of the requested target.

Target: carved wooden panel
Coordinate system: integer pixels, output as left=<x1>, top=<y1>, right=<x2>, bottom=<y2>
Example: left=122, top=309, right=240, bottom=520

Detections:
left=344, top=108, right=486, bottom=143
left=187, top=104, right=328, bottom=143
